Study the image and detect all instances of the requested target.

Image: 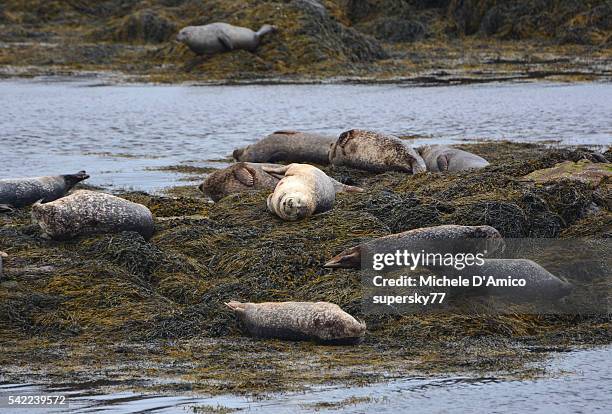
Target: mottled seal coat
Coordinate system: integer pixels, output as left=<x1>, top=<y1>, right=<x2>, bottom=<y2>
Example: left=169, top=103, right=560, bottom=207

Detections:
left=419, top=145, right=489, bottom=172
left=0, top=251, right=7, bottom=278
left=325, top=225, right=504, bottom=268
left=264, top=163, right=363, bottom=221
left=176, top=23, right=276, bottom=55
left=32, top=190, right=154, bottom=240
left=226, top=301, right=366, bottom=344
left=233, top=131, right=335, bottom=165
left=199, top=162, right=280, bottom=202
left=0, top=171, right=89, bottom=209
left=476, top=259, right=573, bottom=301
left=329, top=129, right=426, bottom=174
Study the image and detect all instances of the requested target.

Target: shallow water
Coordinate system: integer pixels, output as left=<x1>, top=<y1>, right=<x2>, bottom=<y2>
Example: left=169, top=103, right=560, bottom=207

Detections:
left=1, top=79, right=610, bottom=192
left=0, top=346, right=610, bottom=413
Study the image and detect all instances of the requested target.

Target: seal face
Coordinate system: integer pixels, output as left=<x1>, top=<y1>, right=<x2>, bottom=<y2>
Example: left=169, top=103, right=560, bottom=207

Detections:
left=329, top=129, right=426, bottom=173
left=419, top=145, right=489, bottom=172
left=198, top=162, right=280, bottom=202
left=324, top=225, right=504, bottom=268
left=177, top=22, right=276, bottom=55
left=264, top=163, right=363, bottom=221
left=0, top=171, right=89, bottom=209
left=32, top=190, right=154, bottom=240
left=233, top=131, right=336, bottom=165
left=225, top=301, right=366, bottom=344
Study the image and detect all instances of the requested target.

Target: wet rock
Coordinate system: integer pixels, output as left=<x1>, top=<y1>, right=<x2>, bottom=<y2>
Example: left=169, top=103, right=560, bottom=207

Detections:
left=524, top=160, right=612, bottom=187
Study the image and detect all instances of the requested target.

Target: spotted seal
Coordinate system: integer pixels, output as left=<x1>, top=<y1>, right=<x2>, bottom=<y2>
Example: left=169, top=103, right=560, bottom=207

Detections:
left=329, top=129, right=426, bottom=173
left=199, top=162, right=280, bottom=202
left=176, top=22, right=276, bottom=55
left=32, top=190, right=154, bottom=240
left=0, top=171, right=89, bottom=209
left=324, top=225, right=504, bottom=268
left=0, top=251, right=7, bottom=278
left=264, top=163, right=363, bottom=221
left=419, top=145, right=489, bottom=172
left=233, top=131, right=335, bottom=165
left=225, top=301, right=366, bottom=344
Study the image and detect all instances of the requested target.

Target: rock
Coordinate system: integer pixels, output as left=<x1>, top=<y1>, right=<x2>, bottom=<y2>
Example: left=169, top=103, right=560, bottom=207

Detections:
left=369, top=17, right=427, bottom=43
left=524, top=160, right=612, bottom=187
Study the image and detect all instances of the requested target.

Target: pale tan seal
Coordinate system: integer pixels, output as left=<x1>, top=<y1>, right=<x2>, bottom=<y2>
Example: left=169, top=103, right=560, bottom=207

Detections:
left=176, top=22, right=276, bottom=55
left=0, top=171, right=89, bottom=209
left=32, top=190, right=154, bottom=240
left=233, top=131, right=335, bottom=165
left=225, top=301, right=366, bottom=344
left=264, top=163, right=363, bottom=221
left=324, top=225, right=504, bottom=268
left=419, top=145, right=489, bottom=172
left=329, top=129, right=426, bottom=173
left=199, top=162, right=280, bottom=202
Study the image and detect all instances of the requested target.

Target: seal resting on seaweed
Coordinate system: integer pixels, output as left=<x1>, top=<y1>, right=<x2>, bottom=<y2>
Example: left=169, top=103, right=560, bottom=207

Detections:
left=199, top=162, right=281, bottom=202
left=419, top=145, right=489, bottom=172
left=264, top=163, right=363, bottom=221
left=329, top=129, right=426, bottom=173
left=0, top=171, right=89, bottom=209
left=324, top=225, right=504, bottom=269
left=233, top=131, right=335, bottom=165
left=471, top=259, right=573, bottom=301
left=0, top=251, right=7, bottom=278
left=225, top=301, right=366, bottom=344
left=32, top=190, right=154, bottom=240
left=176, top=23, right=276, bottom=55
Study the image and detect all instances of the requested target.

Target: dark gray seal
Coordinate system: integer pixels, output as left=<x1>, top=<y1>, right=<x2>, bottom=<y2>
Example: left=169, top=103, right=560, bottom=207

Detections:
left=199, top=162, right=281, bottom=202
left=0, top=171, right=89, bottom=209
left=264, top=163, right=363, bottom=221
left=32, top=190, right=154, bottom=240
left=324, top=225, right=504, bottom=268
left=419, top=145, right=489, bottom=172
left=225, top=301, right=366, bottom=344
left=176, top=22, right=276, bottom=55
left=329, top=129, right=426, bottom=173
left=233, top=131, right=335, bottom=165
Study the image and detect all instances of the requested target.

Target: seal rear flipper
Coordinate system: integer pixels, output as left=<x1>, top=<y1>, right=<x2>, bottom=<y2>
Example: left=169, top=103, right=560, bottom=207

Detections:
left=63, top=171, right=90, bottom=188
left=436, top=155, right=449, bottom=172
left=233, top=166, right=255, bottom=187
left=263, top=164, right=291, bottom=178
left=0, top=204, right=14, bottom=213
left=324, top=246, right=362, bottom=269
left=331, top=179, right=364, bottom=194
left=225, top=301, right=247, bottom=313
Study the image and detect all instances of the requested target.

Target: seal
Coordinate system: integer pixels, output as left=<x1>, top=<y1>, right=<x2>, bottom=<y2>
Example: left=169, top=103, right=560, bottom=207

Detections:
left=32, top=190, right=154, bottom=240
left=324, top=225, right=504, bottom=268
left=473, top=259, right=573, bottom=301
left=418, top=145, right=489, bottom=172
left=0, top=171, right=89, bottom=209
left=329, top=129, right=426, bottom=173
left=176, top=22, right=276, bottom=55
left=264, top=163, right=363, bottom=221
left=233, top=131, right=335, bottom=165
left=225, top=301, right=366, bottom=344
left=198, top=162, right=280, bottom=202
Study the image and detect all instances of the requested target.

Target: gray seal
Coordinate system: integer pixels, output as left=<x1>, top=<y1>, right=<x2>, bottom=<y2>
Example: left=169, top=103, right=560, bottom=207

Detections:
left=264, top=163, right=363, bottom=221
left=233, top=130, right=335, bottom=165
left=324, top=225, right=504, bottom=268
left=225, top=301, right=366, bottom=344
left=198, top=162, right=280, bottom=202
left=0, top=171, right=89, bottom=209
left=329, top=129, right=426, bottom=173
left=0, top=251, right=7, bottom=278
left=419, top=145, right=489, bottom=172
left=176, top=22, right=276, bottom=55
left=471, top=259, right=573, bottom=301
left=32, top=190, right=154, bottom=240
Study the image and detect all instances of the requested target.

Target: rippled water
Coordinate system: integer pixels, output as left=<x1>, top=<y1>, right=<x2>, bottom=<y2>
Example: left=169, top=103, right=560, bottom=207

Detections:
left=1, top=346, right=610, bottom=413
left=1, top=79, right=610, bottom=191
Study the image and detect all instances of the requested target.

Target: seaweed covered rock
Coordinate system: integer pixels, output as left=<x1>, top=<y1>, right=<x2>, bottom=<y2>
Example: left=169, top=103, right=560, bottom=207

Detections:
left=368, top=17, right=427, bottom=42
left=95, top=9, right=176, bottom=43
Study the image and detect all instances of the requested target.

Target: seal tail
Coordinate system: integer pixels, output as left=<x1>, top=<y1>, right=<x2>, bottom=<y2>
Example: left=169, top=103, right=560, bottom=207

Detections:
left=225, top=301, right=247, bottom=313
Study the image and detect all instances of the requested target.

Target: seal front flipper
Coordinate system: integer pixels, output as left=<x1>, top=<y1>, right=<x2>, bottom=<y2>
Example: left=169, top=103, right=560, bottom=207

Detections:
left=233, top=166, right=255, bottom=187
left=217, top=32, right=234, bottom=51
left=436, top=155, right=449, bottom=172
